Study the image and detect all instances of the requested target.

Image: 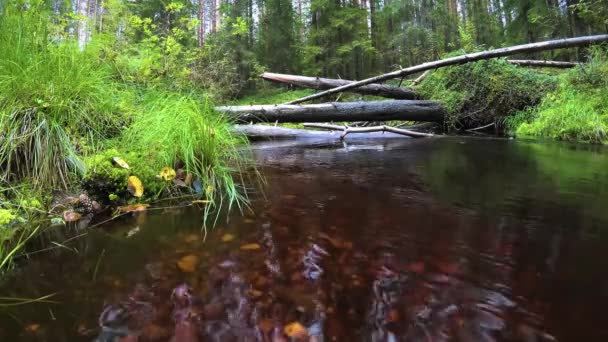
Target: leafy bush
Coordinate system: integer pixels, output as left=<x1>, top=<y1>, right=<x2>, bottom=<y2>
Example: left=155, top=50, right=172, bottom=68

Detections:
left=508, top=48, right=608, bottom=143
left=416, top=55, right=558, bottom=131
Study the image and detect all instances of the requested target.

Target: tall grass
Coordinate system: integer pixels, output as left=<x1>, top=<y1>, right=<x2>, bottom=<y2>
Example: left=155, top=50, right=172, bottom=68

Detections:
left=123, top=91, right=251, bottom=213
left=0, top=4, right=125, bottom=189
left=507, top=48, right=608, bottom=143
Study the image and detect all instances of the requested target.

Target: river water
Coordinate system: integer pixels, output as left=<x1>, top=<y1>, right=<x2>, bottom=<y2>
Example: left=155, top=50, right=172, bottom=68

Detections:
left=1, top=137, right=608, bottom=341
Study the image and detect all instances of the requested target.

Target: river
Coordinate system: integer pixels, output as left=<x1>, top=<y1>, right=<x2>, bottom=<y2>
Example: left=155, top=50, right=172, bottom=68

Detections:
left=1, top=137, right=607, bottom=341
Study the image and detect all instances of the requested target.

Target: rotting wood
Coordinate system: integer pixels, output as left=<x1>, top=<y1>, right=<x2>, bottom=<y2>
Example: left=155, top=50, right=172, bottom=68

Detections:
left=286, top=34, right=608, bottom=104
left=303, top=123, right=434, bottom=139
left=260, top=72, right=417, bottom=99
left=216, top=100, right=445, bottom=123
left=507, top=60, right=578, bottom=68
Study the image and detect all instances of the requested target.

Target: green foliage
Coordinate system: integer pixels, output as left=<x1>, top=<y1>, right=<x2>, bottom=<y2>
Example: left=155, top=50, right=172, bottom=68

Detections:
left=508, top=49, right=608, bottom=143
left=0, top=2, right=126, bottom=189
left=122, top=91, right=249, bottom=209
left=417, top=57, right=558, bottom=130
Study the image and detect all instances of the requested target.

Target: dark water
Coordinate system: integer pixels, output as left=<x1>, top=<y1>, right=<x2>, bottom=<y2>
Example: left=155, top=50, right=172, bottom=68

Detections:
left=2, top=137, right=608, bottom=341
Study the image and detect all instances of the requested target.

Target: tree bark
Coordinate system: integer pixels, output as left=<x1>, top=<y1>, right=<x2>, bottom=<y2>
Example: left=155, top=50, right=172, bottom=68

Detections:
left=261, top=72, right=417, bottom=99
left=286, top=34, right=608, bottom=104
left=217, top=100, right=445, bottom=123
left=507, top=59, right=578, bottom=68
left=303, top=123, right=434, bottom=138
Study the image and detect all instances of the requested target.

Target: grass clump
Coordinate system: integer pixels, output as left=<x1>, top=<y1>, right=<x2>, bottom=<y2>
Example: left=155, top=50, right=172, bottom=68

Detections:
left=0, top=5, right=125, bottom=189
left=123, top=92, right=249, bottom=209
left=416, top=55, right=557, bottom=131
left=507, top=48, right=608, bottom=143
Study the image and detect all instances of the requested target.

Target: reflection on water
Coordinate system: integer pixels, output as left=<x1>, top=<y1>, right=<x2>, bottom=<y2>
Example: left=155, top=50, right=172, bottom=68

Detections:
left=2, top=137, right=608, bottom=341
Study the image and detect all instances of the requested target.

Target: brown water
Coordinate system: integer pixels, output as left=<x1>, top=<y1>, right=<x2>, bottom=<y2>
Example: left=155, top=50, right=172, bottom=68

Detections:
left=2, top=137, right=608, bottom=341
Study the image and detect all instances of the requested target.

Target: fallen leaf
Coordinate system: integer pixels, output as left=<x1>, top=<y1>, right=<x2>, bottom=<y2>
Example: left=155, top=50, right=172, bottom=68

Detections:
left=174, top=179, right=187, bottom=187
left=240, top=243, right=261, bottom=251
left=63, top=210, right=81, bottom=222
left=221, top=233, right=235, bottom=242
left=284, top=322, right=307, bottom=339
left=177, top=255, right=200, bottom=273
left=117, top=203, right=150, bottom=213
left=24, top=324, right=41, bottom=333
left=112, top=157, right=130, bottom=169
left=184, top=173, right=193, bottom=186
left=159, top=167, right=176, bottom=181
left=127, top=176, right=144, bottom=197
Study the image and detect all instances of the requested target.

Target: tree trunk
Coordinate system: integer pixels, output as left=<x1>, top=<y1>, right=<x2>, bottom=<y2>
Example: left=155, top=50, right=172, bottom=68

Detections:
left=286, top=34, right=608, bottom=104
left=216, top=100, right=445, bottom=123
left=507, top=60, right=578, bottom=68
left=260, top=72, right=417, bottom=99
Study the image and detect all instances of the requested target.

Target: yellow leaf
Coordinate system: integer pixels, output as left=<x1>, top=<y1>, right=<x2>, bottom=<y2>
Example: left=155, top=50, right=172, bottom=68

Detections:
left=177, top=254, right=199, bottom=273
left=127, top=176, right=144, bottom=197
left=117, top=203, right=149, bottom=213
left=205, top=185, right=214, bottom=194
left=221, top=233, right=234, bottom=242
left=240, top=243, right=261, bottom=251
left=112, top=157, right=130, bottom=169
left=159, top=167, right=176, bottom=181
left=284, top=322, right=307, bottom=338
left=192, top=200, right=211, bottom=204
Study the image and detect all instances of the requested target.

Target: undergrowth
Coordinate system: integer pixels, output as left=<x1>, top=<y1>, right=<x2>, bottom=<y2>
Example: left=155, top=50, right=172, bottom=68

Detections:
left=0, top=6, right=125, bottom=189
left=0, top=2, right=255, bottom=272
left=416, top=55, right=558, bottom=131
left=507, top=47, right=608, bottom=143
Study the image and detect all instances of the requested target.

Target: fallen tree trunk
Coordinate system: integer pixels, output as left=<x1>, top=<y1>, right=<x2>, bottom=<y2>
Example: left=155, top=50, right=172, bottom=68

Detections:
left=286, top=34, right=608, bottom=104
left=507, top=59, right=578, bottom=68
left=261, top=72, right=417, bottom=99
left=303, top=123, right=434, bottom=138
left=217, top=100, right=445, bottom=123
left=233, top=125, right=341, bottom=139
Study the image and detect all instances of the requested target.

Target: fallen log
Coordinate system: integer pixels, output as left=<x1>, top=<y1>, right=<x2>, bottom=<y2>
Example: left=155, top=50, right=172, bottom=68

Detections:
left=233, top=125, right=341, bottom=140
left=217, top=100, right=445, bottom=123
left=303, top=123, right=434, bottom=138
left=261, top=72, right=417, bottom=99
left=508, top=59, right=578, bottom=68
left=286, top=34, right=608, bottom=104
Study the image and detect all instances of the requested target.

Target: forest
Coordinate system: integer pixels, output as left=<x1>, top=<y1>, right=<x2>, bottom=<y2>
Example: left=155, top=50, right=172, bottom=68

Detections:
left=0, top=0, right=608, bottom=271
left=2, top=0, right=608, bottom=340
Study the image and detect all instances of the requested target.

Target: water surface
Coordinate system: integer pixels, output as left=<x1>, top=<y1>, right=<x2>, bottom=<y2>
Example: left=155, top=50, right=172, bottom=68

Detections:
left=2, top=137, right=608, bottom=341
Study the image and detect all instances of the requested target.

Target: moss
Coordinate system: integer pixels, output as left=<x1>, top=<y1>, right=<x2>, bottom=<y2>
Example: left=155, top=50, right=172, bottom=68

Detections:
left=416, top=56, right=558, bottom=132
left=83, top=148, right=167, bottom=202
left=507, top=48, right=608, bottom=144
left=0, top=209, right=17, bottom=227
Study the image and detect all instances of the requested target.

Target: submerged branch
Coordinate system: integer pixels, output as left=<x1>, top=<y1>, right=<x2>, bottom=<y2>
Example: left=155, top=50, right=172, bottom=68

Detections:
left=303, top=123, right=434, bottom=138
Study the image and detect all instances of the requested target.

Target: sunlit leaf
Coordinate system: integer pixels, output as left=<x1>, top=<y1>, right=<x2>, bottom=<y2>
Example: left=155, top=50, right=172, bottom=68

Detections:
left=159, top=167, right=176, bottom=181
left=117, top=203, right=150, bottom=213
left=192, top=200, right=211, bottom=204
left=127, top=176, right=144, bottom=197
left=284, top=322, right=307, bottom=339
left=112, top=157, right=130, bottom=169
